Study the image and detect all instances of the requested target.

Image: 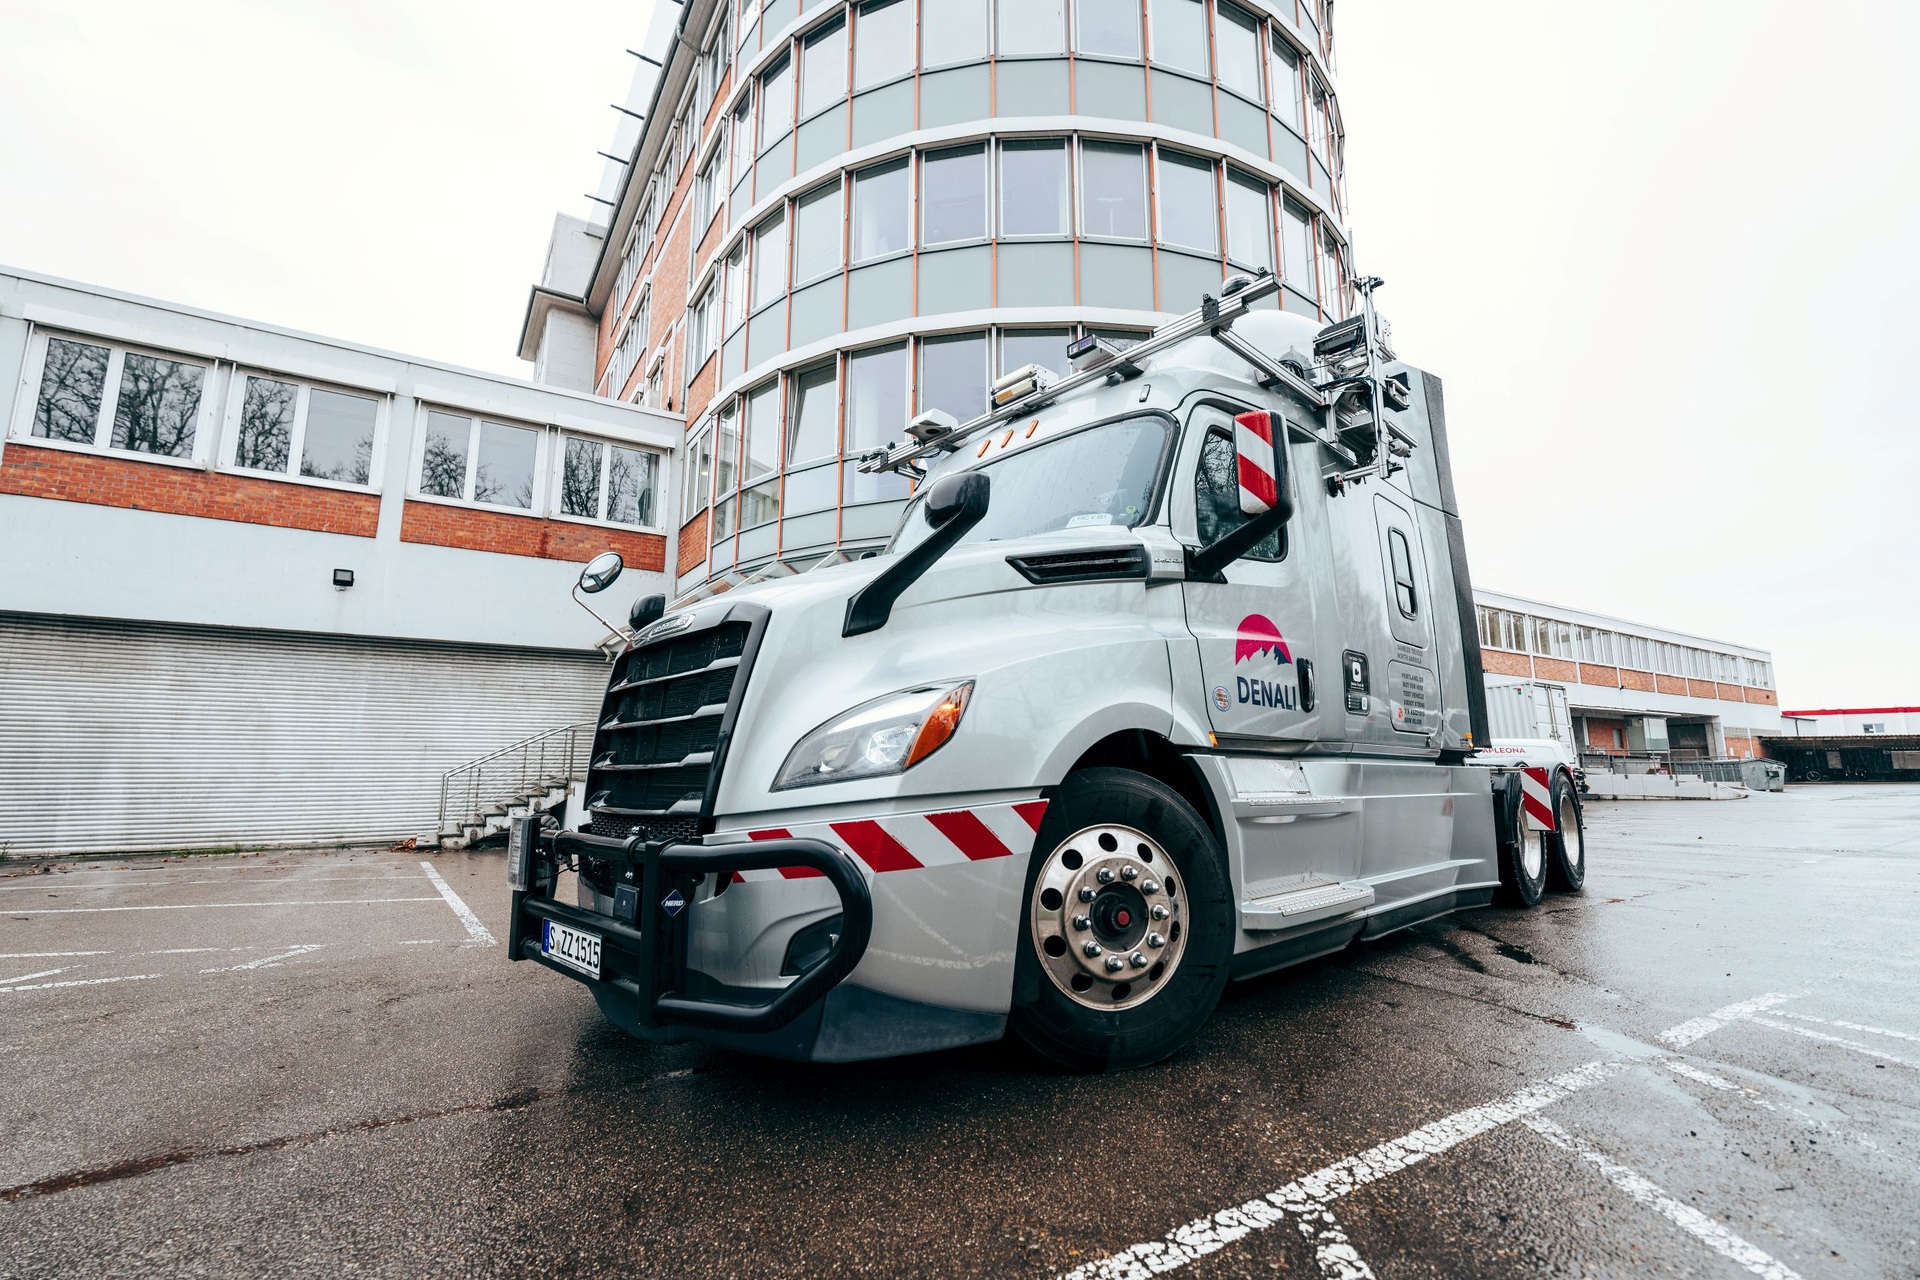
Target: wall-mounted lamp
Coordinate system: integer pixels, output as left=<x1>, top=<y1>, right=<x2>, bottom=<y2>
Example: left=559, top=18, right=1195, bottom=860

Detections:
left=332, top=569, right=355, bottom=590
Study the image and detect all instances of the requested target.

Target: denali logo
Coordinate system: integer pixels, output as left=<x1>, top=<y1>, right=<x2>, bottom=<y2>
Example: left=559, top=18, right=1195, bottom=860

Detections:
left=639, top=612, right=696, bottom=642
left=1232, top=614, right=1293, bottom=665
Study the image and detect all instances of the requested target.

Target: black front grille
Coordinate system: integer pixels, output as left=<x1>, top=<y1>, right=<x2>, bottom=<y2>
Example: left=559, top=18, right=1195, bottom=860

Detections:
left=1006, top=545, right=1149, bottom=585
left=583, top=614, right=758, bottom=845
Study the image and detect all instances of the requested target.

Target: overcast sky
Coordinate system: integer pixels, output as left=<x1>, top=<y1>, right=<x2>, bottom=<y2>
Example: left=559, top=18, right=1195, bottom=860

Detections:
left=2, top=0, right=1913, bottom=708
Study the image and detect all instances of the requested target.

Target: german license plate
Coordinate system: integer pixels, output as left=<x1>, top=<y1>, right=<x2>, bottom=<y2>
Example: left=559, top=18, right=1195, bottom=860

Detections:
left=541, top=919, right=601, bottom=979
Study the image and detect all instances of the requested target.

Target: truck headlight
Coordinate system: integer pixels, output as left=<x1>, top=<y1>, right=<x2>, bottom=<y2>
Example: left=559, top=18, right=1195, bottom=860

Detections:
left=773, top=680, right=974, bottom=790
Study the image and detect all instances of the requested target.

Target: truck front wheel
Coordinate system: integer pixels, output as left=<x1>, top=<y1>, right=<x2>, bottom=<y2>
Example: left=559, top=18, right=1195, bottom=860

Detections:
left=1011, top=768, right=1232, bottom=1071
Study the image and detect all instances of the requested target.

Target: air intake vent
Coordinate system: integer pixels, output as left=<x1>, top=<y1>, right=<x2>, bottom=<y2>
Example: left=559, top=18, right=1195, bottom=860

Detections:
left=1006, top=545, right=1149, bottom=585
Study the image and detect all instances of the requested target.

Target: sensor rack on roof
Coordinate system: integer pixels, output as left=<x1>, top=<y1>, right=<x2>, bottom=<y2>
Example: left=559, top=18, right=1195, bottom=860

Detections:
left=858, top=270, right=1328, bottom=477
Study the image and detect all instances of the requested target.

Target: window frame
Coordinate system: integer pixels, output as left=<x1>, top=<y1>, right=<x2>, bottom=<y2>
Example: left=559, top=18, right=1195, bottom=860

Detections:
left=998, top=137, right=1072, bottom=240
left=791, top=179, right=847, bottom=287
left=550, top=431, right=667, bottom=533
left=218, top=368, right=389, bottom=493
left=853, top=0, right=916, bottom=91
left=409, top=405, right=550, bottom=517
left=921, top=143, right=990, bottom=249
left=798, top=13, right=849, bottom=121
left=851, top=156, right=913, bottom=264
left=1213, top=0, right=1266, bottom=104
left=14, top=330, right=216, bottom=469
left=1076, top=139, right=1150, bottom=243
left=1153, top=147, right=1220, bottom=256
left=1075, top=0, right=1144, bottom=59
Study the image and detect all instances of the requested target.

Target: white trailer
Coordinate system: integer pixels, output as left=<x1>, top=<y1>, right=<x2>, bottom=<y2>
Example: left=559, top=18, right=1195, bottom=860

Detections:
left=506, top=273, right=1586, bottom=1069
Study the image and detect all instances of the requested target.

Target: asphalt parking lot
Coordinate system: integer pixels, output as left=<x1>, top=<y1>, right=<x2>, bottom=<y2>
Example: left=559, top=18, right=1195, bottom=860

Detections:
left=2, top=784, right=1916, bottom=1280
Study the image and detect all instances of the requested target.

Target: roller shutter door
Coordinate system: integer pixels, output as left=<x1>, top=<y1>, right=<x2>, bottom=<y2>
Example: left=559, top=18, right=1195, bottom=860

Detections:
left=0, top=613, right=608, bottom=856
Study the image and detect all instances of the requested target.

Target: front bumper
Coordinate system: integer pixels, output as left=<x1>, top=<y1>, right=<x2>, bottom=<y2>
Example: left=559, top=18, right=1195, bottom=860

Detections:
left=510, top=828, right=872, bottom=1040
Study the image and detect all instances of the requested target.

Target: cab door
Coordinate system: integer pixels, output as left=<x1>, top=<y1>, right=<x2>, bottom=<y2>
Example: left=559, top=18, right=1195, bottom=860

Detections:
left=1178, top=403, right=1323, bottom=745
left=1373, top=493, right=1443, bottom=742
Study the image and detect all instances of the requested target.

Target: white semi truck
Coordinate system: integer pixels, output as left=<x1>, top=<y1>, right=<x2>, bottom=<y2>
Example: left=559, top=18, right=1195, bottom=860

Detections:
left=506, top=271, right=1587, bottom=1070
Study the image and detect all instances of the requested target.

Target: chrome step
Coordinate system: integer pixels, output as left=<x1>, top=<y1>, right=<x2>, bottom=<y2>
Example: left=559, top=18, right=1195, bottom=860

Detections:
left=1239, top=873, right=1374, bottom=931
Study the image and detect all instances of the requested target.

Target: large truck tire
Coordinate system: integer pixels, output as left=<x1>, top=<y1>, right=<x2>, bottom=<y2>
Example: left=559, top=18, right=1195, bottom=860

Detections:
left=1011, top=768, right=1233, bottom=1071
left=1493, top=773, right=1548, bottom=908
left=1545, top=770, right=1586, bottom=892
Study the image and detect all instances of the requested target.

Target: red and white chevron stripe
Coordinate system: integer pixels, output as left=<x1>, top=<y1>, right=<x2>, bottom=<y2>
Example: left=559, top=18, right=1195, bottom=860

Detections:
left=1234, top=410, right=1278, bottom=515
left=1520, top=767, right=1557, bottom=832
left=729, top=800, right=1050, bottom=882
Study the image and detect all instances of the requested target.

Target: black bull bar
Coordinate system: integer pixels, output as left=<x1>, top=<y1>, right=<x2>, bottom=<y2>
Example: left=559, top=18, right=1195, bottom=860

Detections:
left=510, top=829, right=873, bottom=1034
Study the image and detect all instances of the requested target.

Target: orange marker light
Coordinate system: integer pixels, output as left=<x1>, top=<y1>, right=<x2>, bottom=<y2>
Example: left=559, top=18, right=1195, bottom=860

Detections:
left=907, top=682, right=974, bottom=768
left=977, top=439, right=991, bottom=457
left=1026, top=420, right=1039, bottom=438
left=1000, top=428, right=1015, bottom=447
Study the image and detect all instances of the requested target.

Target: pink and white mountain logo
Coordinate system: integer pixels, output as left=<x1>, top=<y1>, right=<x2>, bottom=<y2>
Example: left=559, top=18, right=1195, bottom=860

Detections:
left=1233, top=614, right=1293, bottom=665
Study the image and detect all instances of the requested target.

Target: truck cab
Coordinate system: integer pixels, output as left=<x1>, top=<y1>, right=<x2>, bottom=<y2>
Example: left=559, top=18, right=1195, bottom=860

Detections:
left=507, top=273, right=1586, bottom=1069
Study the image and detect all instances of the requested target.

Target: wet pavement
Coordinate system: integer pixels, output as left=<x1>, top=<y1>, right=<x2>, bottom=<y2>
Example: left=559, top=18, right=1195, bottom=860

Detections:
left=1, top=783, right=1916, bottom=1279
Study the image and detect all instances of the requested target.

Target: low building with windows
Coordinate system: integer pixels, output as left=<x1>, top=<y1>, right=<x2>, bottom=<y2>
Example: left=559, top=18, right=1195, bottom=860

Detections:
left=521, top=0, right=1352, bottom=597
left=1472, top=590, right=1782, bottom=762
left=0, top=267, right=679, bottom=855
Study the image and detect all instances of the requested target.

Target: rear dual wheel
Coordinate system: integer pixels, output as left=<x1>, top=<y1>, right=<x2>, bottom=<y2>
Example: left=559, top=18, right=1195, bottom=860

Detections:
left=1011, top=769, right=1232, bottom=1071
left=1545, top=772, right=1586, bottom=892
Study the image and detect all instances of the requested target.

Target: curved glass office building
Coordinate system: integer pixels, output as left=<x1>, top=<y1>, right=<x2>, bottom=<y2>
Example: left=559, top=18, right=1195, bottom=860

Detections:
left=523, top=0, right=1351, bottom=596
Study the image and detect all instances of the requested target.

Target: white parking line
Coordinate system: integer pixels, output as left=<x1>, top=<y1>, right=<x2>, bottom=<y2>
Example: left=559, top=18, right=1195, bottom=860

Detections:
left=0, top=951, right=111, bottom=960
left=1658, top=993, right=1799, bottom=1048
left=1747, top=1015, right=1912, bottom=1068
left=0, top=974, right=160, bottom=995
left=200, top=945, right=325, bottom=974
left=1775, top=1011, right=1920, bottom=1045
left=0, top=967, right=69, bottom=986
left=0, top=874, right=427, bottom=895
left=13, top=898, right=442, bottom=915
left=1522, top=1118, right=1803, bottom=1280
left=1058, top=1059, right=1630, bottom=1280
left=419, top=862, right=496, bottom=945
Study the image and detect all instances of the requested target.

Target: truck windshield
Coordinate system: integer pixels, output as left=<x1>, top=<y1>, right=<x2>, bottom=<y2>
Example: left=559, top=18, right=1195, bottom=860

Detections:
left=890, top=414, right=1172, bottom=554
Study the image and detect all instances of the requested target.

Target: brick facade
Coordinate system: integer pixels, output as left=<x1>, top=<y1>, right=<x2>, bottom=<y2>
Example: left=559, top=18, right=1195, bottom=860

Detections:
left=1577, top=663, right=1619, bottom=688
left=1656, top=674, right=1689, bottom=696
left=1584, top=717, right=1628, bottom=753
left=1618, top=668, right=1657, bottom=693
left=400, top=500, right=664, bottom=569
left=1482, top=648, right=1531, bottom=678
left=1532, top=656, right=1578, bottom=683
left=677, top=509, right=709, bottom=577
left=0, top=440, right=379, bottom=537
left=1744, top=687, right=1777, bottom=705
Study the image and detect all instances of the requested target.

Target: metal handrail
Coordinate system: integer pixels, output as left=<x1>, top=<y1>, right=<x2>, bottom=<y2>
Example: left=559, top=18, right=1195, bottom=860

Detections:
left=438, top=722, right=595, bottom=838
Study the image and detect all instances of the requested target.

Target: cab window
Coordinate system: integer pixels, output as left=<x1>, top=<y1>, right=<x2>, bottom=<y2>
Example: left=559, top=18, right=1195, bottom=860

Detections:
left=1194, top=427, right=1283, bottom=561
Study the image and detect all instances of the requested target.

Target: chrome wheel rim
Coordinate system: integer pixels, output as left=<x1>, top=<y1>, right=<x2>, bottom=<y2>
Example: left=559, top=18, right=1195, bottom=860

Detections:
left=1558, top=793, right=1582, bottom=871
left=1030, top=823, right=1186, bottom=1011
left=1521, top=825, right=1545, bottom=881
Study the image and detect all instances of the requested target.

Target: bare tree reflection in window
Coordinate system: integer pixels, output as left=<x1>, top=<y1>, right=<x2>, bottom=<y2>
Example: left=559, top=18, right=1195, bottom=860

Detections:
left=111, top=354, right=204, bottom=457
left=33, top=338, right=110, bottom=443
left=562, top=437, right=603, bottom=517
left=236, top=377, right=296, bottom=472
left=607, top=446, right=657, bottom=526
left=420, top=411, right=471, bottom=498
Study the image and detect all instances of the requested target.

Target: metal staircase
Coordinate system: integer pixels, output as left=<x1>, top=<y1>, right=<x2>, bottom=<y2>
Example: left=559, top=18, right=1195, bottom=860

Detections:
left=436, top=722, right=594, bottom=850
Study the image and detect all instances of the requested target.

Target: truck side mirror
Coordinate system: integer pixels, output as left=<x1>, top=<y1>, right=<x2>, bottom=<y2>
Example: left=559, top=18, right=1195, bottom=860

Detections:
left=1188, top=411, right=1293, bottom=582
left=577, top=551, right=623, bottom=594
left=845, top=471, right=992, bottom=636
left=924, top=470, right=991, bottom=529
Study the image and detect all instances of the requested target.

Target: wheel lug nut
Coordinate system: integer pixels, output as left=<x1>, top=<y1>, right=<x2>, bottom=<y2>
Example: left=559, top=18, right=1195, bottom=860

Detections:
left=1073, top=915, right=1092, bottom=931
left=1120, top=865, right=1139, bottom=881
left=1151, top=904, right=1170, bottom=920
left=1130, top=952, right=1149, bottom=969
left=1104, top=955, right=1125, bottom=973
left=1140, top=879, right=1160, bottom=894
left=1096, top=867, right=1116, bottom=884
left=1083, top=941, right=1102, bottom=958
left=1147, top=932, right=1166, bottom=949
left=1078, top=886, right=1097, bottom=902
